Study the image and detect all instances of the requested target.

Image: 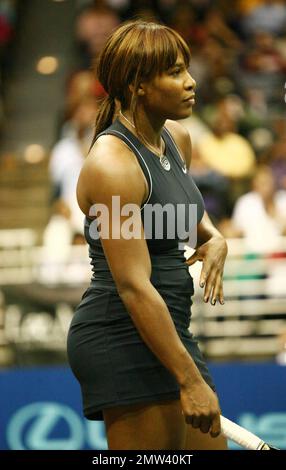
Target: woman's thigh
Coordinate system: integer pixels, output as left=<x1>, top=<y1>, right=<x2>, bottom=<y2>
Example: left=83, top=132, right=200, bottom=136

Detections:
left=103, top=399, right=187, bottom=450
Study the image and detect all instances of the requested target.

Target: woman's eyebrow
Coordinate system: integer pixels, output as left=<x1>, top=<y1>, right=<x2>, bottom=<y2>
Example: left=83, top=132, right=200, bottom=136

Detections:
left=170, top=62, right=185, bottom=69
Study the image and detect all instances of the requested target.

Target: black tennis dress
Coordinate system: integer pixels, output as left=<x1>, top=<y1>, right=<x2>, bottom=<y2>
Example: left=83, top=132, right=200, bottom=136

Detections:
left=67, top=119, right=215, bottom=420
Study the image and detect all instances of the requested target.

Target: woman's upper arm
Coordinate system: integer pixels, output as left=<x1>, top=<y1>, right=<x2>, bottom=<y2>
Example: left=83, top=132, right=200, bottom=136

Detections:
left=165, top=120, right=192, bottom=170
left=78, top=139, right=152, bottom=293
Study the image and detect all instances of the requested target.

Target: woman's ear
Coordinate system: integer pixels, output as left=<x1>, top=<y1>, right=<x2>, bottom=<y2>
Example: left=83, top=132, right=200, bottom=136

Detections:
left=128, top=83, right=146, bottom=97
left=137, top=87, right=145, bottom=96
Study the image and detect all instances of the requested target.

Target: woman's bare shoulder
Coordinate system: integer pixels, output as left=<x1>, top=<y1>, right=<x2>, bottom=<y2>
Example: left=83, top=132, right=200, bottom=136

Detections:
left=87, top=134, right=136, bottom=168
left=77, top=134, right=146, bottom=215
left=165, top=120, right=191, bottom=144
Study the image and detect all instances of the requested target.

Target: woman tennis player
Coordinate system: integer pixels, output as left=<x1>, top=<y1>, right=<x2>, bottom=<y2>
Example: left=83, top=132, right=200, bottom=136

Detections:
left=67, top=20, right=228, bottom=450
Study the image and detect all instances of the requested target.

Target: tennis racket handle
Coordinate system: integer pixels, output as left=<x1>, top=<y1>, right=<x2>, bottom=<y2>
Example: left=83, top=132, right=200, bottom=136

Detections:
left=220, top=415, right=269, bottom=450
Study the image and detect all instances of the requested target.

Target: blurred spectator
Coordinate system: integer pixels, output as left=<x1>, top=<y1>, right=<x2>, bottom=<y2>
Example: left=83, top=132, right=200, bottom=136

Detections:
left=43, top=200, right=74, bottom=248
left=190, top=144, right=230, bottom=223
left=66, top=70, right=98, bottom=111
left=41, top=200, right=88, bottom=285
left=240, top=0, right=286, bottom=37
left=62, top=93, right=99, bottom=141
left=197, top=103, right=256, bottom=180
left=48, top=95, right=98, bottom=236
left=62, top=70, right=105, bottom=138
left=231, top=166, right=286, bottom=252
left=180, top=100, right=232, bottom=222
left=75, top=3, right=120, bottom=69
left=238, top=31, right=286, bottom=107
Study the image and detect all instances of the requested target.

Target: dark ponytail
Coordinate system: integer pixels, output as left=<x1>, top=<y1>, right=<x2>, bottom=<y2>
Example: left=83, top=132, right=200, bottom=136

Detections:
left=89, top=95, right=115, bottom=151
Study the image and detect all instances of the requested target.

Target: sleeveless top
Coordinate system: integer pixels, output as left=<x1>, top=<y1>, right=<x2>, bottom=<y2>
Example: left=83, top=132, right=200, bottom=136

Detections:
left=84, top=119, right=205, bottom=292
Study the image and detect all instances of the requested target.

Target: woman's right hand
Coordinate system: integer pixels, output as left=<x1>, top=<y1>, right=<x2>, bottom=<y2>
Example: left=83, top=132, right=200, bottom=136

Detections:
left=180, top=379, right=222, bottom=437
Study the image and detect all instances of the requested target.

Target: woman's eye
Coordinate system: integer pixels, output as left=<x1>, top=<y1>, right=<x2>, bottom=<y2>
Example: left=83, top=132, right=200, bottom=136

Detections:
left=172, top=69, right=180, bottom=76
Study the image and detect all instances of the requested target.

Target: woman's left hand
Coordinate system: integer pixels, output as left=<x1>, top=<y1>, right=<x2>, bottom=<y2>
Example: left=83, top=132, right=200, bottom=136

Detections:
left=186, top=236, right=228, bottom=305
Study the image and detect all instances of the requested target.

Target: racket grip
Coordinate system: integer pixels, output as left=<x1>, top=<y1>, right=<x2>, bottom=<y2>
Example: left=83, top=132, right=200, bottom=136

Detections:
left=220, top=415, right=268, bottom=450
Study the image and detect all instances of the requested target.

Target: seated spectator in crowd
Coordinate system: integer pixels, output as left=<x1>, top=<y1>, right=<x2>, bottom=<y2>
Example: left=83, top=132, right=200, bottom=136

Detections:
left=66, top=71, right=101, bottom=114
left=63, top=70, right=105, bottom=136
left=48, top=95, right=98, bottom=236
left=231, top=166, right=286, bottom=252
left=178, top=112, right=231, bottom=222
left=197, top=105, right=256, bottom=180
left=41, top=201, right=89, bottom=285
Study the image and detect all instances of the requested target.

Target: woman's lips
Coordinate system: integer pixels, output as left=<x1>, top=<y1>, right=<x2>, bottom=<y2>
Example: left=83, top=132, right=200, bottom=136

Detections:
left=183, top=96, right=195, bottom=105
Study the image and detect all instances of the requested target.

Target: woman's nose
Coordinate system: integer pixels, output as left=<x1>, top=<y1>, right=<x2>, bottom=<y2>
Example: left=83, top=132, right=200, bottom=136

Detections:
left=185, top=72, right=196, bottom=90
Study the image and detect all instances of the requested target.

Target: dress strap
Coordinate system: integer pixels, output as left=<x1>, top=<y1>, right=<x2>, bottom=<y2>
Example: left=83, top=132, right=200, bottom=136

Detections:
left=95, top=125, right=153, bottom=209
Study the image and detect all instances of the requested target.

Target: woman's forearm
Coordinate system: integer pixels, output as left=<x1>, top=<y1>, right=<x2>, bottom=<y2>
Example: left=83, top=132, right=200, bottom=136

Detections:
left=118, top=281, right=203, bottom=387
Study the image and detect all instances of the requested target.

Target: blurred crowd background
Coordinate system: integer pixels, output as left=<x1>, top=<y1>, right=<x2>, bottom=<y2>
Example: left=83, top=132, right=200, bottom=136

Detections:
left=0, top=0, right=286, bottom=367
left=1, top=0, right=286, bottom=249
